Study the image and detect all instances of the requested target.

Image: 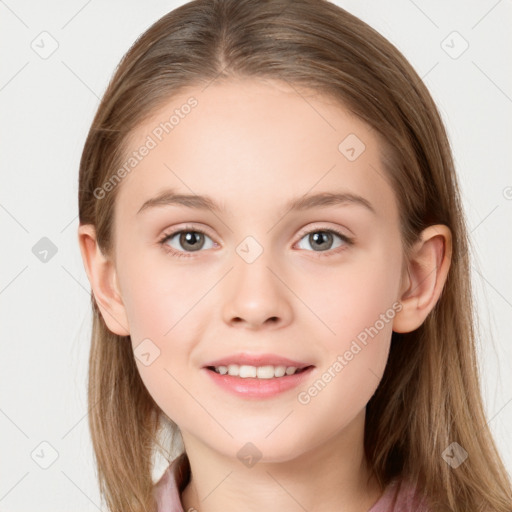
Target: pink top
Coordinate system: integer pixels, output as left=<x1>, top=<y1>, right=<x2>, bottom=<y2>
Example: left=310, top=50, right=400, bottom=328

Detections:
left=153, top=452, right=430, bottom=511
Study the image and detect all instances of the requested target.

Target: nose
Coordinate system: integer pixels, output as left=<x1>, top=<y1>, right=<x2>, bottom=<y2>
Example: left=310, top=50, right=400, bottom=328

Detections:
left=221, top=253, right=293, bottom=331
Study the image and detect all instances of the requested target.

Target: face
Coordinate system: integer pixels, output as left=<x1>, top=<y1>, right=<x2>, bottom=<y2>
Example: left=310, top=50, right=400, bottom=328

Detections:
left=111, top=78, right=405, bottom=462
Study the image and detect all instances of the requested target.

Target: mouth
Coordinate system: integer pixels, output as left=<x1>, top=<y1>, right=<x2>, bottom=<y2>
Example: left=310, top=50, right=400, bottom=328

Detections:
left=201, top=353, right=315, bottom=398
left=202, top=363, right=316, bottom=399
left=205, top=364, right=314, bottom=379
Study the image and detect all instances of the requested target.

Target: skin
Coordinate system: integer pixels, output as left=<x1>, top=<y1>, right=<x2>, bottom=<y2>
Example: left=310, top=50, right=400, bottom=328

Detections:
left=78, top=78, right=452, bottom=512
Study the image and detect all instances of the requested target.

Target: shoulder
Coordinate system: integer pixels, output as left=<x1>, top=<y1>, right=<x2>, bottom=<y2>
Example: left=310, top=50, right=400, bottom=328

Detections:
left=368, top=477, right=431, bottom=512
left=153, top=452, right=190, bottom=512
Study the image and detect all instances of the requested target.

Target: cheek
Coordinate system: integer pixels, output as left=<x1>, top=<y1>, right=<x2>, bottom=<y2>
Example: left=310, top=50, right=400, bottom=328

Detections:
left=298, top=247, right=402, bottom=348
left=116, top=256, right=212, bottom=420
left=292, top=246, right=402, bottom=408
left=118, top=250, right=206, bottom=341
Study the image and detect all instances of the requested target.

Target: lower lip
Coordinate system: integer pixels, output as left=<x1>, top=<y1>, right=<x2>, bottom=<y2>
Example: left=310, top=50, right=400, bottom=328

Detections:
left=203, top=366, right=315, bottom=399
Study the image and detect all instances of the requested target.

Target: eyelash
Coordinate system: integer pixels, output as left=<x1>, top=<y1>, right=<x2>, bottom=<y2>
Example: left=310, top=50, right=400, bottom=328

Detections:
left=158, top=224, right=354, bottom=259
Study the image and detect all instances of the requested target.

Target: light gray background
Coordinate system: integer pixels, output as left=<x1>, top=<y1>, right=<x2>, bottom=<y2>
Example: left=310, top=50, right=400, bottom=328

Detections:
left=1, top=1, right=511, bottom=510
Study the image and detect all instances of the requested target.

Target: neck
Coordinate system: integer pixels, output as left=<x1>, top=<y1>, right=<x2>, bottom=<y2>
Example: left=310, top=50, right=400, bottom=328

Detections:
left=180, top=409, right=383, bottom=512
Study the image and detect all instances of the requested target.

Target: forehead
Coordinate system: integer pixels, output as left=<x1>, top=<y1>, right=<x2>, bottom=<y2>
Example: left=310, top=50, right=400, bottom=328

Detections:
left=115, top=78, right=397, bottom=223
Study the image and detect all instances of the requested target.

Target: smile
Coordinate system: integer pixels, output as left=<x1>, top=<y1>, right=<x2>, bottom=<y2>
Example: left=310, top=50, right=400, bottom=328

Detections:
left=208, top=364, right=310, bottom=378
left=203, top=365, right=315, bottom=399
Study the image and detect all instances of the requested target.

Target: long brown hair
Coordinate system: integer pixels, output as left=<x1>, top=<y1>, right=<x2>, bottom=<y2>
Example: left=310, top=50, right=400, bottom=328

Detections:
left=78, top=1, right=512, bottom=510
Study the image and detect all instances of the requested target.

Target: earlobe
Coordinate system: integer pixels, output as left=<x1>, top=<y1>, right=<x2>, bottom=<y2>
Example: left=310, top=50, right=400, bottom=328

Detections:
left=393, top=225, right=452, bottom=333
left=77, top=224, right=130, bottom=336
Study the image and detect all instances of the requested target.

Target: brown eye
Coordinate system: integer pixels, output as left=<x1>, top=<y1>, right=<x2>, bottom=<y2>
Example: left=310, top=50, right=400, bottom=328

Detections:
left=307, top=231, right=335, bottom=251
left=296, top=228, right=352, bottom=255
left=159, top=228, right=215, bottom=257
left=176, top=231, right=205, bottom=252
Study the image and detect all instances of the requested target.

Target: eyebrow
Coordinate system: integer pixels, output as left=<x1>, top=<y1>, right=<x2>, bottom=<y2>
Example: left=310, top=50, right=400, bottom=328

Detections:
left=136, top=188, right=376, bottom=216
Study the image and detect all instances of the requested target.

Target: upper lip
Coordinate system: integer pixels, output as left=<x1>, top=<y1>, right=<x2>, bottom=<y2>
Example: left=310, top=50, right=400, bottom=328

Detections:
left=203, top=353, right=313, bottom=369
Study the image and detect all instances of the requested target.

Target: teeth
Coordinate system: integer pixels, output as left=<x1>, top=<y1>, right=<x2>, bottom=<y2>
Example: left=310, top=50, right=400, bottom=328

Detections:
left=213, top=364, right=303, bottom=378
left=239, top=365, right=257, bottom=378
left=227, top=364, right=239, bottom=376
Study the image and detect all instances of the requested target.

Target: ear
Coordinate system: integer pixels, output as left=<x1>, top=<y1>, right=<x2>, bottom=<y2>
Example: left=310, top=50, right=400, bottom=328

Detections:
left=77, top=224, right=130, bottom=336
left=393, top=225, right=452, bottom=333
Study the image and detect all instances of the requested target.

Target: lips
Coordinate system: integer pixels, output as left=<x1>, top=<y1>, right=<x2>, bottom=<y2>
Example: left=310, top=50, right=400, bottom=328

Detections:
left=202, top=353, right=312, bottom=369
left=203, top=363, right=316, bottom=398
